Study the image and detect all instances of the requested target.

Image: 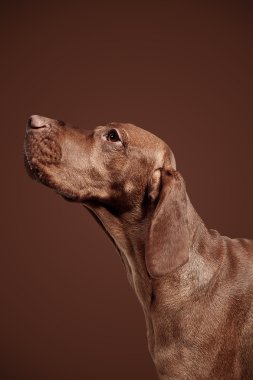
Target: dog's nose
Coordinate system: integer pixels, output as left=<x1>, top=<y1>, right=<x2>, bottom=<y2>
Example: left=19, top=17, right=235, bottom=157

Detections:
left=27, top=115, right=51, bottom=130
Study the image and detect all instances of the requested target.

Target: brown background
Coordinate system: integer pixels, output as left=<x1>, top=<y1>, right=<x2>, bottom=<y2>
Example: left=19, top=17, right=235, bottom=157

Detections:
left=1, top=1, right=253, bottom=379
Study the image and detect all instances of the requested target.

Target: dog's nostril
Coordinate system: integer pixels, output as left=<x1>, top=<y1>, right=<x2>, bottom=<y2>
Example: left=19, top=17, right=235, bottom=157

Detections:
left=27, top=115, right=48, bottom=129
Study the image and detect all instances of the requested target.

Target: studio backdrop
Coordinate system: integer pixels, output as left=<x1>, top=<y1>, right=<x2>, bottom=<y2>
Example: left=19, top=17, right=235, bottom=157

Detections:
left=1, top=1, right=252, bottom=379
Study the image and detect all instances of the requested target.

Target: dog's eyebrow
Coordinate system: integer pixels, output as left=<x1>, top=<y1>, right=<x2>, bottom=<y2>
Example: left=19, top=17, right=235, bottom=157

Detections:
left=95, top=125, right=123, bottom=136
left=94, top=126, right=105, bottom=132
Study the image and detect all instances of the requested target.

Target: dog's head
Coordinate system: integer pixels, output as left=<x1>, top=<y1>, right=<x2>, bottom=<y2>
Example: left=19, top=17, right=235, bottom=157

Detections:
left=24, top=115, right=175, bottom=206
left=24, top=115, right=190, bottom=277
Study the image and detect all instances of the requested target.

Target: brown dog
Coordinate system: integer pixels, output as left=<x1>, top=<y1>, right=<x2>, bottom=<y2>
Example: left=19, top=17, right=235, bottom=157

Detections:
left=24, top=115, right=253, bottom=380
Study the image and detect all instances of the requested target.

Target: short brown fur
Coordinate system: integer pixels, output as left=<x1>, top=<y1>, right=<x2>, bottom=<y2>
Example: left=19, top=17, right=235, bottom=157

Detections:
left=24, top=115, right=253, bottom=379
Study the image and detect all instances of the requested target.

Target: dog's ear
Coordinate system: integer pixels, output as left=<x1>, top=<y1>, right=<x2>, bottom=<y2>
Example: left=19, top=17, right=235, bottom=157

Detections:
left=146, top=169, right=190, bottom=278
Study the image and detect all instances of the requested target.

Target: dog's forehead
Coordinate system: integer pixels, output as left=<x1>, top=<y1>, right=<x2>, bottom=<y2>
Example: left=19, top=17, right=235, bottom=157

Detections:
left=107, top=122, right=167, bottom=148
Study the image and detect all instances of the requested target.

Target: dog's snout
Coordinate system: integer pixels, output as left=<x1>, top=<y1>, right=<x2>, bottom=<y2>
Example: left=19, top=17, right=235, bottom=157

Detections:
left=27, top=115, right=51, bottom=130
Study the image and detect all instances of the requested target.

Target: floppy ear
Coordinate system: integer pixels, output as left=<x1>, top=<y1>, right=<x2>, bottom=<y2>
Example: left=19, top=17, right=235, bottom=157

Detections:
left=146, top=169, right=190, bottom=278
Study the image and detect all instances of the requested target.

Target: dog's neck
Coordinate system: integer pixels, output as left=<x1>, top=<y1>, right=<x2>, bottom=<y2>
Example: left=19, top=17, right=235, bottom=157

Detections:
left=84, top=198, right=222, bottom=311
left=84, top=198, right=223, bottom=371
left=85, top=203, right=152, bottom=308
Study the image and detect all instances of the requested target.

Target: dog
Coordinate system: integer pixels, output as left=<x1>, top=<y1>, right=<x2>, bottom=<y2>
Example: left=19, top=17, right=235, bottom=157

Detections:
left=24, top=115, right=253, bottom=379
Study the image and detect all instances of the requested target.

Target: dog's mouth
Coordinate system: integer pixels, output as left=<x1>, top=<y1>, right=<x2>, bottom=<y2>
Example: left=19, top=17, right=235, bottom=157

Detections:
left=24, top=128, right=62, bottom=185
left=24, top=121, right=84, bottom=202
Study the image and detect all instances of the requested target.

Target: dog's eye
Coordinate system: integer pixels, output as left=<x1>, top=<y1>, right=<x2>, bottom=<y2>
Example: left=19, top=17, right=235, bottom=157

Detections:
left=107, top=129, right=121, bottom=142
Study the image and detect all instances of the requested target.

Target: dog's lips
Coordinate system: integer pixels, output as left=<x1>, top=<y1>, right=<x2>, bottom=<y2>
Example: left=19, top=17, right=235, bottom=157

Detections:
left=24, top=153, right=36, bottom=179
left=24, top=131, right=80, bottom=201
left=24, top=130, right=62, bottom=182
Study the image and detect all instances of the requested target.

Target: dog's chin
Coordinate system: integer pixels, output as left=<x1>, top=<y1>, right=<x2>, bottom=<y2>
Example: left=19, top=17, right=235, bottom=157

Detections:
left=24, top=152, right=57, bottom=194
left=24, top=154, right=84, bottom=203
left=24, top=154, right=35, bottom=179
left=24, top=154, right=47, bottom=183
left=60, top=193, right=79, bottom=202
